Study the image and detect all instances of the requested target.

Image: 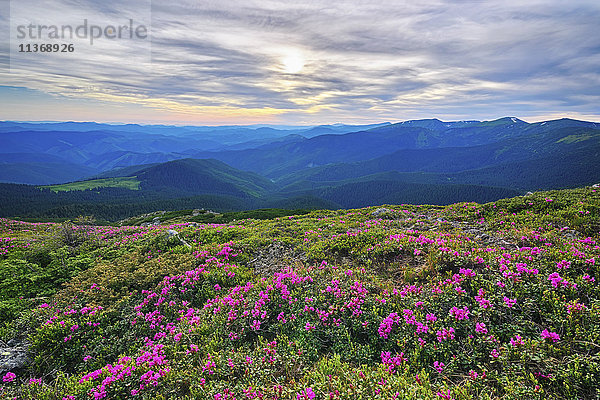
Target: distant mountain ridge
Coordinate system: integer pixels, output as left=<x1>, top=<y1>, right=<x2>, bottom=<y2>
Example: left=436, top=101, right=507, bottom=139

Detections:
left=0, top=121, right=390, bottom=184
left=0, top=117, right=598, bottom=220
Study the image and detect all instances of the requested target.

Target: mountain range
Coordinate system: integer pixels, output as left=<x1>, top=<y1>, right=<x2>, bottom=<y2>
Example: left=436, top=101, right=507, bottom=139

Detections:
left=0, top=117, right=598, bottom=220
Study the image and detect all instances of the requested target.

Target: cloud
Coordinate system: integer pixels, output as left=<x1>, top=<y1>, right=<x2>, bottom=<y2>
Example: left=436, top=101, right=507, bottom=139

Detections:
left=0, top=0, right=599, bottom=123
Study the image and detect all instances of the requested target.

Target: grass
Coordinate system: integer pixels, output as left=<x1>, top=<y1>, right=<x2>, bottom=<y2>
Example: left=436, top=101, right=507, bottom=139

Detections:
left=43, top=177, right=140, bottom=192
left=557, top=134, right=593, bottom=144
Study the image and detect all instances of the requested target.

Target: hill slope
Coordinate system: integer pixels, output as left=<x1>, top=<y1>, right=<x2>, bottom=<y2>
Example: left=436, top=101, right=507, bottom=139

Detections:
left=276, top=123, right=600, bottom=190
left=0, top=187, right=599, bottom=399
left=0, top=159, right=278, bottom=220
left=135, top=158, right=277, bottom=198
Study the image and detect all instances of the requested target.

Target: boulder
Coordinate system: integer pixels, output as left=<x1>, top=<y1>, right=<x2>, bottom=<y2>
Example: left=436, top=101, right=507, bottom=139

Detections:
left=0, top=339, right=28, bottom=373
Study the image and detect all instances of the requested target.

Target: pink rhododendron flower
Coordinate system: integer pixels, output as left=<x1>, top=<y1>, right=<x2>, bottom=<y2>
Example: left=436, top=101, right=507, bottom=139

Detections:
left=3, top=371, right=16, bottom=383
left=541, top=329, right=560, bottom=342
left=475, top=322, right=488, bottom=334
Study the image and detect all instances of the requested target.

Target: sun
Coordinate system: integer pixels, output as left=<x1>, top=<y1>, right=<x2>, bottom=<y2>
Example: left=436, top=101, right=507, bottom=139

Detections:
left=281, top=54, right=305, bottom=74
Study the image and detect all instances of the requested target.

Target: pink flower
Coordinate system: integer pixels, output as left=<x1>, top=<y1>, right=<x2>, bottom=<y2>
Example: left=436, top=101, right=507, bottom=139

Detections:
left=433, top=361, right=445, bottom=373
left=459, top=268, right=476, bottom=278
left=436, top=327, right=455, bottom=342
left=378, top=312, right=400, bottom=339
left=381, top=351, right=406, bottom=372
left=566, top=301, right=586, bottom=314
left=449, top=306, right=470, bottom=320
left=475, top=289, right=492, bottom=309
left=2, top=371, right=16, bottom=383
left=503, top=297, right=517, bottom=308
left=475, top=322, right=488, bottom=334
left=582, top=274, right=595, bottom=283
left=548, top=272, right=576, bottom=289
left=510, top=334, right=524, bottom=347
left=297, top=387, right=316, bottom=399
left=250, top=319, right=261, bottom=331
left=541, top=329, right=560, bottom=342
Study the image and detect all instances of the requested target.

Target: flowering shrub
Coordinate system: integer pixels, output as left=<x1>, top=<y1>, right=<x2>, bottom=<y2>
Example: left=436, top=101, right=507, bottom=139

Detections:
left=0, top=187, right=599, bottom=399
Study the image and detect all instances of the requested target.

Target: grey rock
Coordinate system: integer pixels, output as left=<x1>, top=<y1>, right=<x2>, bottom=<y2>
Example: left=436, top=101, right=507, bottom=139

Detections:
left=166, top=229, right=179, bottom=238
left=165, top=229, right=191, bottom=249
left=249, top=242, right=307, bottom=276
left=0, top=339, right=29, bottom=373
left=371, top=207, right=392, bottom=217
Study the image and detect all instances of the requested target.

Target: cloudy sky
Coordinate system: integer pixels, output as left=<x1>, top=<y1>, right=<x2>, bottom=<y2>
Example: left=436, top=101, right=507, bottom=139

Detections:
left=0, top=0, right=599, bottom=124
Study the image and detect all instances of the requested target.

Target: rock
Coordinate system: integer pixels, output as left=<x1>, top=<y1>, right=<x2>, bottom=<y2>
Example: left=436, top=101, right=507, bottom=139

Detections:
left=166, top=229, right=179, bottom=238
left=371, top=207, right=392, bottom=217
left=0, top=339, right=29, bottom=373
left=249, top=242, right=307, bottom=276
left=165, top=229, right=191, bottom=249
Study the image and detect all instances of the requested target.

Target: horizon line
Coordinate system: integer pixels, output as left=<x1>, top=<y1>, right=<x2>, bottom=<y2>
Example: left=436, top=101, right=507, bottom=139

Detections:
left=2, top=115, right=600, bottom=127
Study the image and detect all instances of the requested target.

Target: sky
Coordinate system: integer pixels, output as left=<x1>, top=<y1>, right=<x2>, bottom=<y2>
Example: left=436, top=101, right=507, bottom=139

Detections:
left=0, top=0, right=599, bottom=125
